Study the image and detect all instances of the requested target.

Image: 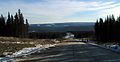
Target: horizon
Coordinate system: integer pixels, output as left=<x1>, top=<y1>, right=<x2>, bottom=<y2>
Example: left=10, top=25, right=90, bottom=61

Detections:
left=0, top=0, right=120, bottom=24
left=30, top=21, right=95, bottom=24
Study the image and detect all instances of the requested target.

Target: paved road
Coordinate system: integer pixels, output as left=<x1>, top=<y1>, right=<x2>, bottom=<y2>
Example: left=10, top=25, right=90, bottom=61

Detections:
left=16, top=42, right=120, bottom=62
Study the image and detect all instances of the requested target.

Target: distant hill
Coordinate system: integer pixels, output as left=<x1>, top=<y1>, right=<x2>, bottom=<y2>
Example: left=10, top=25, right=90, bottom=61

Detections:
left=29, top=22, right=95, bottom=32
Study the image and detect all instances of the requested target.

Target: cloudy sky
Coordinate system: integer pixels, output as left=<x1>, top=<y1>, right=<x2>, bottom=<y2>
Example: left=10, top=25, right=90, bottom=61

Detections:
left=0, top=0, right=120, bottom=24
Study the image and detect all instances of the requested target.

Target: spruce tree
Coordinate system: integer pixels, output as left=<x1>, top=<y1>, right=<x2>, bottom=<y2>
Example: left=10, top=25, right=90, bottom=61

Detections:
left=14, top=13, right=19, bottom=37
left=18, top=9, right=25, bottom=37
left=10, top=15, right=14, bottom=36
left=95, top=15, right=120, bottom=42
left=0, top=15, right=5, bottom=36
left=94, top=20, right=99, bottom=40
left=6, top=12, right=11, bottom=36
left=24, top=19, right=29, bottom=37
left=0, top=9, right=29, bottom=37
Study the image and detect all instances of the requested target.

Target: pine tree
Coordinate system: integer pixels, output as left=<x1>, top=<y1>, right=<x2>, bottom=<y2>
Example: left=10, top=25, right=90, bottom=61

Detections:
left=94, top=20, right=99, bottom=40
left=10, top=15, right=14, bottom=36
left=25, top=19, right=29, bottom=37
left=18, top=9, right=26, bottom=37
left=13, top=13, right=19, bottom=37
left=95, top=15, right=120, bottom=42
left=99, top=18, right=104, bottom=41
left=6, top=12, right=11, bottom=36
left=0, top=15, right=5, bottom=36
left=0, top=9, right=29, bottom=37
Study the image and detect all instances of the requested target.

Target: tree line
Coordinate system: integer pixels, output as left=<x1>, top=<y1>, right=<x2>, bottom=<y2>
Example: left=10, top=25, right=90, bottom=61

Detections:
left=29, top=32, right=66, bottom=39
left=95, top=15, right=120, bottom=43
left=28, top=31, right=93, bottom=39
left=0, top=9, right=29, bottom=37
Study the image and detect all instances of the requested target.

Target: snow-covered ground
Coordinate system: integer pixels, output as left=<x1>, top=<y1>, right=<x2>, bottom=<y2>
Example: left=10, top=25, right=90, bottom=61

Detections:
left=0, top=44, right=56, bottom=62
left=102, top=44, right=120, bottom=52
left=89, top=42, right=120, bottom=53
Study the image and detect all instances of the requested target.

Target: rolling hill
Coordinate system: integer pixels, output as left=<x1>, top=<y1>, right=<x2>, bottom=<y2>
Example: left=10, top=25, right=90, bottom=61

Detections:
left=29, top=22, right=95, bottom=32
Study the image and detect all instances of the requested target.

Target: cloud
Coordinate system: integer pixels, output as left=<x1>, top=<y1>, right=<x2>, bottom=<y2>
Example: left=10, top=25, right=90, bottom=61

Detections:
left=0, top=0, right=119, bottom=24
left=97, top=6, right=120, bottom=19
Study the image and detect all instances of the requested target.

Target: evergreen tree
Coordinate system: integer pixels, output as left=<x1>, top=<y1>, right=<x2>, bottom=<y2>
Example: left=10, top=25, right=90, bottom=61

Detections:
left=0, top=9, right=29, bottom=37
left=6, top=12, right=11, bottom=36
left=0, top=15, right=5, bottom=36
left=18, top=9, right=26, bottom=37
left=14, top=13, right=19, bottom=37
left=10, top=15, right=14, bottom=36
left=94, top=20, right=99, bottom=40
left=95, top=15, right=120, bottom=42
left=25, top=19, right=29, bottom=37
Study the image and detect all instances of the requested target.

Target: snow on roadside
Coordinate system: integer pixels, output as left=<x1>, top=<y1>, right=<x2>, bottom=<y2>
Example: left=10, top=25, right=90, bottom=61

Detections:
left=12, top=44, right=56, bottom=57
left=0, top=44, right=57, bottom=62
left=89, top=42, right=120, bottom=53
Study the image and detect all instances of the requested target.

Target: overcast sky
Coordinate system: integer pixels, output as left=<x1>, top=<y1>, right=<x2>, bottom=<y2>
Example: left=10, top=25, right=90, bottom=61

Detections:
left=0, top=0, right=120, bottom=24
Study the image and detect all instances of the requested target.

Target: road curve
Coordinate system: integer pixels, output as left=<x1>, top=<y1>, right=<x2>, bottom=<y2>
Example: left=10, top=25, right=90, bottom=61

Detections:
left=15, top=42, right=120, bottom=62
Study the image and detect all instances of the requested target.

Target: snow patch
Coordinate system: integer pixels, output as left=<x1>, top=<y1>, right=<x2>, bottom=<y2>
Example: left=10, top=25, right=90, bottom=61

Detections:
left=0, top=44, right=56, bottom=62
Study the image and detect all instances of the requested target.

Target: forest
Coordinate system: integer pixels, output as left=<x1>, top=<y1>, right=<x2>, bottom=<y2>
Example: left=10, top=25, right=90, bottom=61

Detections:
left=29, top=31, right=93, bottom=39
left=0, top=9, right=29, bottom=38
left=95, top=15, right=120, bottom=43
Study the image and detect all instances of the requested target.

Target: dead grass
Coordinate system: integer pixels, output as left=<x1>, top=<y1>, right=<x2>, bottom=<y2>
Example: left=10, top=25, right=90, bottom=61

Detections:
left=0, top=37, right=62, bottom=56
left=0, top=43, right=35, bottom=56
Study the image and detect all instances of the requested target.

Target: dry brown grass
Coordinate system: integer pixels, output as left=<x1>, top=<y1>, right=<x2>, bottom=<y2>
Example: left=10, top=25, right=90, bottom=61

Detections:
left=0, top=37, right=61, bottom=56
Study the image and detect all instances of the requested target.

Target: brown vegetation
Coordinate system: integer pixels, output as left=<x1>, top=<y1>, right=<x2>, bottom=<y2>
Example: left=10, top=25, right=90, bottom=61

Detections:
left=0, top=37, right=62, bottom=56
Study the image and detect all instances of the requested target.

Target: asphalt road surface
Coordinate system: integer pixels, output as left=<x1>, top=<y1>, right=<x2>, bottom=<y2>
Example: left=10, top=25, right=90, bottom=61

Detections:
left=15, top=42, right=120, bottom=62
